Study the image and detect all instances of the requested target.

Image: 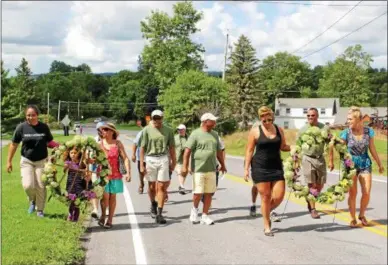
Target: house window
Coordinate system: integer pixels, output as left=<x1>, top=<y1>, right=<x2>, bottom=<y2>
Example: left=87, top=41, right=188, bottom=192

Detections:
left=321, top=108, right=326, bottom=115
left=284, top=121, right=289, bottom=129
left=275, top=109, right=280, bottom=116
left=286, top=108, right=290, bottom=114
left=303, top=108, right=308, bottom=114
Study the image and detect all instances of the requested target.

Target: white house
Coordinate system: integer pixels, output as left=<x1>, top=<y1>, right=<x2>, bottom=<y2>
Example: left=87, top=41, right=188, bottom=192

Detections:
left=274, top=98, right=340, bottom=129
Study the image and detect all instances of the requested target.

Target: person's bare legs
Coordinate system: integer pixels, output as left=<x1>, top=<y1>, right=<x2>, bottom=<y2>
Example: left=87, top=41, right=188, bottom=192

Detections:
left=107, top=194, right=117, bottom=225
left=257, top=182, right=272, bottom=233
left=348, top=174, right=358, bottom=226
left=270, top=180, right=285, bottom=210
left=358, top=173, right=372, bottom=225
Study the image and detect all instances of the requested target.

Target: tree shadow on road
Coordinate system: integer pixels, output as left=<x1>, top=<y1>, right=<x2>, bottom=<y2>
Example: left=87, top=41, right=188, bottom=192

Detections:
left=273, top=222, right=354, bottom=234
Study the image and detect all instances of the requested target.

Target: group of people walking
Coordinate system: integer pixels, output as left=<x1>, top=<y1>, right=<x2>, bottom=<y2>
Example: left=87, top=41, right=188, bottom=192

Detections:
left=6, top=104, right=384, bottom=236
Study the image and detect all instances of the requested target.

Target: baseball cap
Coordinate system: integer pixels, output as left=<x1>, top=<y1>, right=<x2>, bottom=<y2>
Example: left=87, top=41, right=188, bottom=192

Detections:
left=151, top=110, right=163, bottom=117
left=200, top=113, right=218, bottom=122
left=96, top=121, right=106, bottom=130
left=177, top=124, right=186, bottom=130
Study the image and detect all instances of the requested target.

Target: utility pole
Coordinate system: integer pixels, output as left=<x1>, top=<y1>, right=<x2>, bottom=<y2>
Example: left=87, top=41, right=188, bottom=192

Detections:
left=57, top=100, right=61, bottom=124
left=47, top=93, right=50, bottom=117
left=222, top=29, right=229, bottom=82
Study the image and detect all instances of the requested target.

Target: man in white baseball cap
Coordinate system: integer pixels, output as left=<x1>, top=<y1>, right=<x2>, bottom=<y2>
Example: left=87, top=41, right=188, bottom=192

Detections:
left=140, top=109, right=176, bottom=224
left=174, top=124, right=189, bottom=194
left=182, top=112, right=226, bottom=225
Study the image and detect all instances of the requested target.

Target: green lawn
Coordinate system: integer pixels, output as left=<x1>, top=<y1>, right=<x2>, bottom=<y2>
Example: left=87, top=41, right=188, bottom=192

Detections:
left=224, top=131, right=387, bottom=177
left=115, top=123, right=141, bottom=131
left=1, top=134, right=87, bottom=265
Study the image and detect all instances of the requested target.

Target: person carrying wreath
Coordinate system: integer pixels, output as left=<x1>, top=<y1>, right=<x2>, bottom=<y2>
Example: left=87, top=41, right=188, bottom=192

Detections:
left=339, top=106, right=384, bottom=227
left=297, top=107, right=334, bottom=219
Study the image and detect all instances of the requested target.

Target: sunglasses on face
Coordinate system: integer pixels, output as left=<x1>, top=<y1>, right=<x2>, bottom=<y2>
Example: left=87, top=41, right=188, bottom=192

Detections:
left=307, top=115, right=316, bottom=118
left=262, top=119, right=273, bottom=123
left=101, top=128, right=111, bottom=132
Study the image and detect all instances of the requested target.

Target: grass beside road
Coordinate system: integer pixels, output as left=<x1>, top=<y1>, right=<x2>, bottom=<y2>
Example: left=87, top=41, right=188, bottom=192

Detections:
left=223, top=129, right=387, bottom=177
left=116, top=123, right=141, bottom=131
left=1, top=134, right=87, bottom=265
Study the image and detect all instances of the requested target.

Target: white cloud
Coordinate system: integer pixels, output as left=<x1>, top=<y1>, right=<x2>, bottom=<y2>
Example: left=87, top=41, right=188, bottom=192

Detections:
left=1, top=0, right=387, bottom=75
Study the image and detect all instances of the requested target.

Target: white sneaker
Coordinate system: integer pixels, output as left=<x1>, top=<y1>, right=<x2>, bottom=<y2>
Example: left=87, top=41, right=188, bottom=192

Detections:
left=200, top=214, right=214, bottom=225
left=189, top=207, right=200, bottom=224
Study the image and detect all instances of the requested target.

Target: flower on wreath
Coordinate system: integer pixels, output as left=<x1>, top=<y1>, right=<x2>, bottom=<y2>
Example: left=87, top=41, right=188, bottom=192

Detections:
left=283, top=127, right=356, bottom=205
left=42, top=135, right=111, bottom=213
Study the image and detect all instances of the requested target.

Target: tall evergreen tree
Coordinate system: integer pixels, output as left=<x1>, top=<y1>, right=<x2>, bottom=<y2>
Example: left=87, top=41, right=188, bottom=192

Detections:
left=226, top=35, right=260, bottom=130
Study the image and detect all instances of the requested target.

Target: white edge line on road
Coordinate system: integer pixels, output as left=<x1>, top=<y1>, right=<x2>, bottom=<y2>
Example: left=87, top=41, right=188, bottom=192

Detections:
left=123, top=184, right=147, bottom=265
left=226, top=155, right=388, bottom=183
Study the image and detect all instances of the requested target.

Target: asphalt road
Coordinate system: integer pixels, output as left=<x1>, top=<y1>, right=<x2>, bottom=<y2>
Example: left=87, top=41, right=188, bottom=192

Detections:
left=67, top=128, right=387, bottom=264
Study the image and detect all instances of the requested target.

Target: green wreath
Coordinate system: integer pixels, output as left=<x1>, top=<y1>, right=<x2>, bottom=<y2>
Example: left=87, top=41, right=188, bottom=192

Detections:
left=283, top=126, right=357, bottom=204
left=42, top=136, right=111, bottom=211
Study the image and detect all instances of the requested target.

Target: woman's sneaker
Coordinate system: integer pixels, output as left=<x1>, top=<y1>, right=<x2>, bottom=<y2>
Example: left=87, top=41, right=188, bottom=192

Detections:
left=28, top=202, right=36, bottom=214
left=200, top=214, right=214, bottom=225
left=37, top=211, right=44, bottom=218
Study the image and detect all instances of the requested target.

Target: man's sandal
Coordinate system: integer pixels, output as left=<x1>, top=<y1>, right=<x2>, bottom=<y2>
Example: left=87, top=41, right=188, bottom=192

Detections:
left=138, top=186, right=144, bottom=194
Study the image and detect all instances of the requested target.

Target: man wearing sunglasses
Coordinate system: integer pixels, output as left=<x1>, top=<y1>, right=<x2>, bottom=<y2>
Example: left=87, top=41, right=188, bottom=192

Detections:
left=140, top=110, right=176, bottom=224
left=298, top=108, right=334, bottom=219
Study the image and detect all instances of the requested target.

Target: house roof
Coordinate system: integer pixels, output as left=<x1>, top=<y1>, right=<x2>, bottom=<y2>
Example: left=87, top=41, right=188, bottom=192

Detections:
left=275, top=98, right=340, bottom=109
left=333, top=107, right=388, bottom=124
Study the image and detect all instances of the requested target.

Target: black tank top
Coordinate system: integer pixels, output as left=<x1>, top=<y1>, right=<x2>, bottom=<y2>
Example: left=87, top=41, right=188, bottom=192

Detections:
left=251, top=125, right=283, bottom=170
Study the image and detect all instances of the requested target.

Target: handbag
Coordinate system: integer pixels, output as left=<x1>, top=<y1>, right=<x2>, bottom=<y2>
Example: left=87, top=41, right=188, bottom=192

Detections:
left=117, top=142, right=127, bottom=175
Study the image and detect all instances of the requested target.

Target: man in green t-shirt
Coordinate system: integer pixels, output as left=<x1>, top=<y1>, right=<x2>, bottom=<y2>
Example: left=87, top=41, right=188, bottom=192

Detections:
left=140, top=110, right=176, bottom=224
left=297, top=108, right=334, bottom=219
left=182, top=113, right=227, bottom=225
left=174, top=124, right=189, bottom=195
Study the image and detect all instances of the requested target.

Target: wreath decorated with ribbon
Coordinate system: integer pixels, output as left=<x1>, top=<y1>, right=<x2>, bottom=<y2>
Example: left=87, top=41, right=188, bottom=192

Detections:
left=283, top=126, right=357, bottom=204
left=42, top=136, right=111, bottom=211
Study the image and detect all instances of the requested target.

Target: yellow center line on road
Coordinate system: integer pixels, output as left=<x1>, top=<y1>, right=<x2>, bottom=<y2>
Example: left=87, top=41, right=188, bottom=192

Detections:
left=225, top=174, right=387, bottom=238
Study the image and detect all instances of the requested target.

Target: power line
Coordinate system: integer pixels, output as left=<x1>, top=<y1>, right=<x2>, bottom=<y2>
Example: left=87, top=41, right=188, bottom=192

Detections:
left=300, top=10, right=387, bottom=60
left=292, top=0, right=363, bottom=54
left=254, top=1, right=387, bottom=7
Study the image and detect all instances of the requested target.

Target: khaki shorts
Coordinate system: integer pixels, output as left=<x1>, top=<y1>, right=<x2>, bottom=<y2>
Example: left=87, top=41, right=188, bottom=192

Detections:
left=302, top=155, right=327, bottom=185
left=145, top=155, right=170, bottom=182
left=192, top=172, right=216, bottom=194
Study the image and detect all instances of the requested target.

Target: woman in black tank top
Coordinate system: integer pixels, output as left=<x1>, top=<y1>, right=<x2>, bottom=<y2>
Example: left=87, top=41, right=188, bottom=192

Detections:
left=244, top=106, right=290, bottom=236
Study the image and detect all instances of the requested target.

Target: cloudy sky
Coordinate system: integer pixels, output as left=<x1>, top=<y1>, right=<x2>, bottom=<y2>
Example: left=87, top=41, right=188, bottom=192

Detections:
left=2, top=1, right=387, bottom=75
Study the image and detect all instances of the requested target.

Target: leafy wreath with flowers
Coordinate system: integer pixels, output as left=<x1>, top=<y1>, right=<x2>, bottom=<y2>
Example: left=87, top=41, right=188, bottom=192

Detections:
left=42, top=136, right=111, bottom=211
left=283, top=126, right=358, bottom=204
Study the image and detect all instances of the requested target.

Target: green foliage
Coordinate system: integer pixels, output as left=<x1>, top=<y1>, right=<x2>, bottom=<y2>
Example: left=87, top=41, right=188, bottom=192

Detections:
left=257, top=51, right=313, bottom=108
left=318, top=45, right=373, bottom=107
left=140, top=1, right=205, bottom=91
left=1, top=145, right=85, bottom=265
left=159, top=70, right=228, bottom=128
left=226, top=35, right=261, bottom=130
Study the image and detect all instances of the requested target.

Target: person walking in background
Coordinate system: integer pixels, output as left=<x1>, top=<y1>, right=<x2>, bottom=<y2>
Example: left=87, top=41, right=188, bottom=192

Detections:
left=244, top=106, right=290, bottom=236
left=339, top=106, right=384, bottom=227
left=88, top=121, right=105, bottom=219
left=182, top=113, right=227, bottom=225
left=175, top=124, right=189, bottom=195
left=131, top=118, right=147, bottom=194
left=297, top=108, right=334, bottom=219
left=98, top=123, right=131, bottom=229
left=7, top=105, right=55, bottom=218
left=140, top=110, right=176, bottom=224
